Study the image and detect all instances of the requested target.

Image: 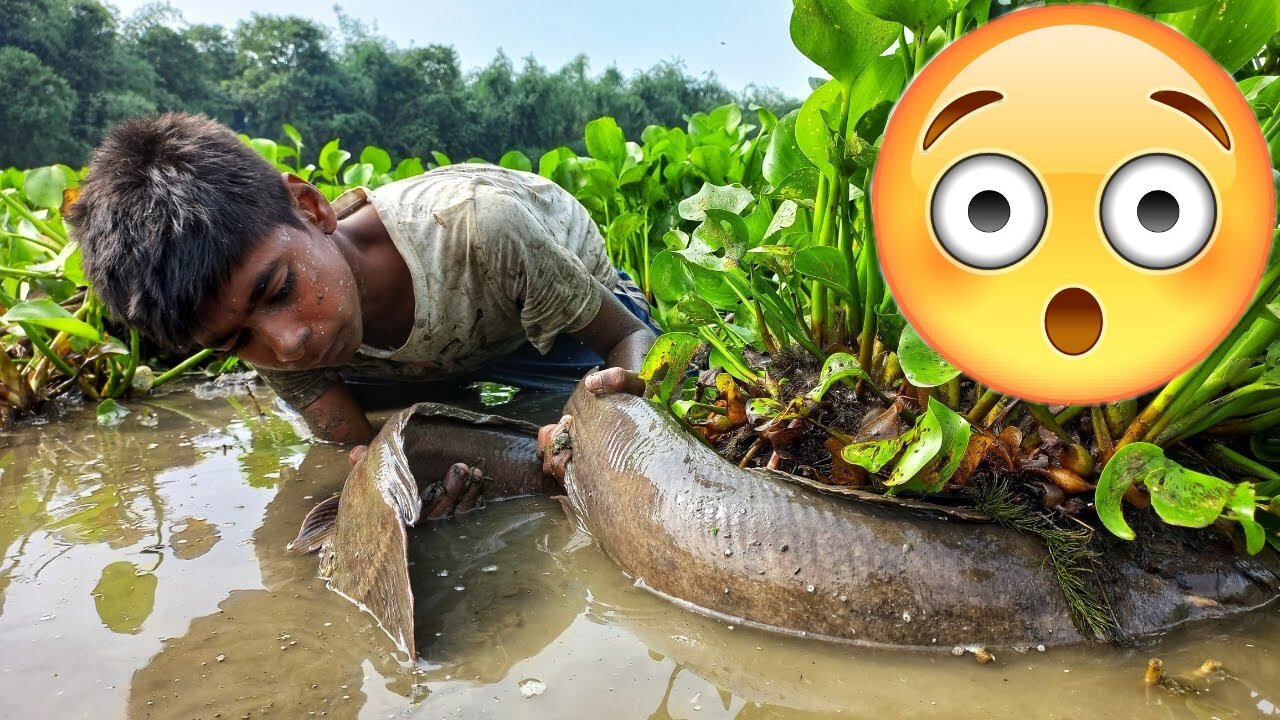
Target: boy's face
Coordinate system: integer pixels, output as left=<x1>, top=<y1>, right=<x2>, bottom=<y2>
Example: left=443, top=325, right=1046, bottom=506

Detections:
left=194, top=218, right=363, bottom=370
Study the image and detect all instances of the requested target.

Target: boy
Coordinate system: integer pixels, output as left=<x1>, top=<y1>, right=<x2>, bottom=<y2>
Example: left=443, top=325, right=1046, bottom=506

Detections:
left=68, top=113, right=656, bottom=455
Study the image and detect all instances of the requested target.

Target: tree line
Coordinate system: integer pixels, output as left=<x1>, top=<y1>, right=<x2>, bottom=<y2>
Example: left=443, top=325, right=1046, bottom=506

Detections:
left=0, top=0, right=797, bottom=169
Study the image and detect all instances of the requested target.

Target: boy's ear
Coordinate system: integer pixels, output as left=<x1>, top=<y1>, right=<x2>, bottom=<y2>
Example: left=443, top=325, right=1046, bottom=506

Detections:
left=281, top=172, right=337, bottom=234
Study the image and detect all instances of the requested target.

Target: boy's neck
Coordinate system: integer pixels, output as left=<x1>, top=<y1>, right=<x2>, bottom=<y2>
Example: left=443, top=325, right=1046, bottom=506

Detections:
left=331, top=203, right=415, bottom=351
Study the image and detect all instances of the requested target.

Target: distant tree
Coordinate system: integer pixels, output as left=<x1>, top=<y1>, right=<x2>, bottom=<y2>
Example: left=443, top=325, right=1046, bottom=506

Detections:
left=227, top=15, right=357, bottom=140
left=0, top=47, right=81, bottom=166
left=57, top=0, right=157, bottom=143
left=743, top=83, right=801, bottom=115
left=630, top=60, right=738, bottom=131
left=0, top=0, right=65, bottom=64
left=0, top=0, right=797, bottom=168
left=130, top=17, right=234, bottom=119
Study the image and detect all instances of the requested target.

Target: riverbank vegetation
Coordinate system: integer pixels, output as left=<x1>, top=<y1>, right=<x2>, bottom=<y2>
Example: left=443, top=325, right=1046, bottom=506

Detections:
left=629, top=0, right=1280, bottom=607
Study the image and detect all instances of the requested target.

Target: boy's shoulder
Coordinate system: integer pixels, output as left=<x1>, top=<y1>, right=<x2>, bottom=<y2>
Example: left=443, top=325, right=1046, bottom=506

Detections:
left=369, top=164, right=555, bottom=213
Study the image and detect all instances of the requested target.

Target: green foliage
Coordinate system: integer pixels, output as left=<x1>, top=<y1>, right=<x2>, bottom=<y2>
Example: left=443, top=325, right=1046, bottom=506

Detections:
left=1096, top=443, right=1274, bottom=553
left=1161, top=0, right=1280, bottom=74
left=795, top=246, right=855, bottom=300
left=2, top=298, right=100, bottom=341
left=790, top=0, right=901, bottom=88
left=0, top=47, right=80, bottom=167
left=22, top=165, right=74, bottom=210
left=843, top=397, right=970, bottom=492
left=96, top=398, right=129, bottom=427
left=806, top=352, right=872, bottom=401
left=1, top=0, right=1278, bottom=564
left=897, top=324, right=960, bottom=388
left=640, top=332, right=700, bottom=407
left=849, top=0, right=968, bottom=33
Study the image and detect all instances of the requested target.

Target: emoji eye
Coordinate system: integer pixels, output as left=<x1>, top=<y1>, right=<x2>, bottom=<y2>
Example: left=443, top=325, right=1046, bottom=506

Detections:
left=1101, top=154, right=1216, bottom=270
left=931, top=154, right=1047, bottom=269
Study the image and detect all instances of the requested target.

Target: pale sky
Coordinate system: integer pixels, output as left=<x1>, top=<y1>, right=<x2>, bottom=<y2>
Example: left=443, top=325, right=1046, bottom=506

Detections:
left=106, top=0, right=824, bottom=99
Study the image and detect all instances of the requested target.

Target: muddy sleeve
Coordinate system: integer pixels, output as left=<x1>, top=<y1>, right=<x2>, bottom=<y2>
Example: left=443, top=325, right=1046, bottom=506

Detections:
left=473, top=186, right=603, bottom=354
left=253, top=366, right=343, bottom=410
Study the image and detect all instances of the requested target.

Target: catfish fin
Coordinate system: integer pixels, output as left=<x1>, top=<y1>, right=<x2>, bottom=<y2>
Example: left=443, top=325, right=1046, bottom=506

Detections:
left=289, top=493, right=341, bottom=554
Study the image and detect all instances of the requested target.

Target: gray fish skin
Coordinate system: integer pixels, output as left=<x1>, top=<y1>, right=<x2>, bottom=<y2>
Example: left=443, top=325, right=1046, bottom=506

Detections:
left=560, top=387, right=1084, bottom=648
left=561, top=387, right=1280, bottom=648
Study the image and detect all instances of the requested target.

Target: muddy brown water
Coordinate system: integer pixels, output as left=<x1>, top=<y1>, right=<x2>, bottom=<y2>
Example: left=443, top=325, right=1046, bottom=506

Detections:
left=0, top=381, right=1277, bottom=719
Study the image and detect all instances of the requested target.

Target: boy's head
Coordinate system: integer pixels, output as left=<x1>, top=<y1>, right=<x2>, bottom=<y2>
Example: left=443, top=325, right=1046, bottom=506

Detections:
left=69, top=113, right=364, bottom=370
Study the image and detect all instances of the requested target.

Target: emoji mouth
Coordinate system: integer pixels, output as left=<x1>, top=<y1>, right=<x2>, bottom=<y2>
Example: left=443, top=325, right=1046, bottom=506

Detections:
left=1044, top=287, right=1103, bottom=356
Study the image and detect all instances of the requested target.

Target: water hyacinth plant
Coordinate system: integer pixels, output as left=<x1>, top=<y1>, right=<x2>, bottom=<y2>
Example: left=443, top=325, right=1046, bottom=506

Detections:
left=633, top=0, right=1280, bottom=577
left=0, top=165, right=144, bottom=422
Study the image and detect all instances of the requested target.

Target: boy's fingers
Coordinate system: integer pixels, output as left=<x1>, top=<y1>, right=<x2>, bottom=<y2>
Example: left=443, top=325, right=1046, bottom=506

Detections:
left=456, top=469, right=485, bottom=514
left=547, top=447, right=572, bottom=483
left=584, top=367, right=645, bottom=396
left=348, top=444, right=369, bottom=467
left=426, top=462, right=471, bottom=519
left=537, top=423, right=556, bottom=458
left=538, top=415, right=574, bottom=481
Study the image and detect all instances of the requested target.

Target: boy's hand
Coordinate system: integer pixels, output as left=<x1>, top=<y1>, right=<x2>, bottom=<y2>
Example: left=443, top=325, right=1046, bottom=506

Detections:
left=583, top=366, right=645, bottom=396
left=537, top=415, right=574, bottom=482
left=538, top=367, right=646, bottom=482
left=348, top=444, right=368, bottom=467
left=424, top=463, right=485, bottom=518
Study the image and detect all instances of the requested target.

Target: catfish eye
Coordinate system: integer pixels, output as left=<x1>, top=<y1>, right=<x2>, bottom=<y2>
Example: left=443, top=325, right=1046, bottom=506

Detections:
left=1100, top=154, right=1216, bottom=270
left=931, top=154, right=1047, bottom=269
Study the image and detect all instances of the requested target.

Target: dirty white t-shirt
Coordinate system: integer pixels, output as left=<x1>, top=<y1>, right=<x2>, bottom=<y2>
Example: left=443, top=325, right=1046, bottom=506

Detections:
left=257, top=165, right=617, bottom=409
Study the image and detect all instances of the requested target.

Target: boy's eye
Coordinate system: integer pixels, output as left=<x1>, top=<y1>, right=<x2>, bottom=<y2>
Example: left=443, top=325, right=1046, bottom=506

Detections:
left=269, top=269, right=296, bottom=306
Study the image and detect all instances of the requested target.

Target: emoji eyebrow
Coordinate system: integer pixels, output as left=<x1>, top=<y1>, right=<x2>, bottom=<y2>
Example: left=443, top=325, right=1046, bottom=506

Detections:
left=923, top=90, right=1003, bottom=150
left=1150, top=90, right=1230, bottom=150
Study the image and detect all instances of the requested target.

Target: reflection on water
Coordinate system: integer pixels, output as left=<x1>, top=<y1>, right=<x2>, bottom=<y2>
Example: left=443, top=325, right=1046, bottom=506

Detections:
left=0, top=383, right=1276, bottom=719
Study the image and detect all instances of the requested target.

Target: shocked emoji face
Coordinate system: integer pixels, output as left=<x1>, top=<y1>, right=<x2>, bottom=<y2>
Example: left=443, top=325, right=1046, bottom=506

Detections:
left=874, top=4, right=1275, bottom=405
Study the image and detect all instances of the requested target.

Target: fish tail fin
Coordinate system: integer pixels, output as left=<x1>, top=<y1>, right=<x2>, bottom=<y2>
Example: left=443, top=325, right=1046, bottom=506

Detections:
left=289, top=493, right=341, bottom=553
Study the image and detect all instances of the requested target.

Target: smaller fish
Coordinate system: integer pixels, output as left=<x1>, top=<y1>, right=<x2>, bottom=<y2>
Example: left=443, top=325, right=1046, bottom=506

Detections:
left=290, top=402, right=556, bottom=657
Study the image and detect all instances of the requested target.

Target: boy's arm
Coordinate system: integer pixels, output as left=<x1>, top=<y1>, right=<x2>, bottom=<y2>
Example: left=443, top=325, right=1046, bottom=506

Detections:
left=569, top=286, right=657, bottom=396
left=297, top=380, right=375, bottom=444
left=257, top=364, right=374, bottom=444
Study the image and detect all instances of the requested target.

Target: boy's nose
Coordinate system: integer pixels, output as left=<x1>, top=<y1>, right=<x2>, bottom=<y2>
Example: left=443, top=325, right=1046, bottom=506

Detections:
left=262, top=319, right=311, bottom=364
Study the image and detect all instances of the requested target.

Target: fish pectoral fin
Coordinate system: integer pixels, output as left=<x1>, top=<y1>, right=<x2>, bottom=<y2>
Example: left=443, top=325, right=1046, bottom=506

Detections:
left=289, top=493, right=341, bottom=553
left=550, top=494, right=578, bottom=524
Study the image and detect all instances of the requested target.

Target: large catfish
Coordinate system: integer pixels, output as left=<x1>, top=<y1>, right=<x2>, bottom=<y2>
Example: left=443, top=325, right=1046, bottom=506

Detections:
left=295, top=383, right=1280, bottom=659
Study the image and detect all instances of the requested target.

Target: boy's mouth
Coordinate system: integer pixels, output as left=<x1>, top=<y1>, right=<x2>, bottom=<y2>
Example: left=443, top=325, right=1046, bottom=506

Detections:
left=312, top=322, right=354, bottom=367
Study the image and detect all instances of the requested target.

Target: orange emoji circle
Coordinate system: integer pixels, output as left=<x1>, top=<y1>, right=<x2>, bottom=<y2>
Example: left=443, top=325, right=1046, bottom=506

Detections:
left=873, top=5, right=1275, bottom=405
